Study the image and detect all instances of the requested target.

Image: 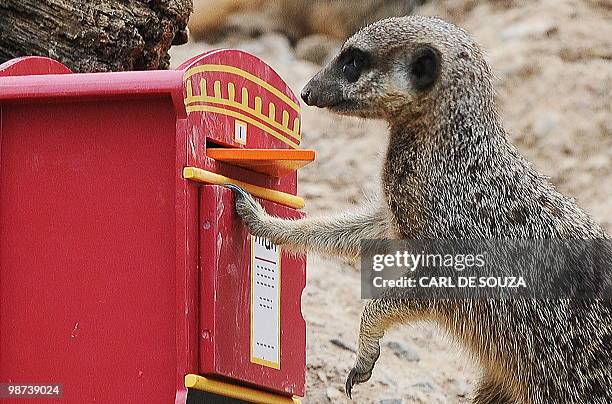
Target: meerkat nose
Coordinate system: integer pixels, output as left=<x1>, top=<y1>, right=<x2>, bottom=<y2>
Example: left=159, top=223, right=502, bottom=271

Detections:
left=301, top=88, right=312, bottom=105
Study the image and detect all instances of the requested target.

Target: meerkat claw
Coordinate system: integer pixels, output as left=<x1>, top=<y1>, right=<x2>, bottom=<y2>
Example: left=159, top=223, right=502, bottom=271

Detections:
left=223, top=183, right=249, bottom=199
left=345, top=368, right=357, bottom=399
left=345, top=367, right=372, bottom=399
left=224, top=183, right=268, bottom=234
left=224, top=183, right=259, bottom=214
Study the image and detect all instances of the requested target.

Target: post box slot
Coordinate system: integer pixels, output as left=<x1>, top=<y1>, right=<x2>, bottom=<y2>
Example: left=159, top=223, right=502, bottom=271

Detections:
left=205, top=138, right=234, bottom=149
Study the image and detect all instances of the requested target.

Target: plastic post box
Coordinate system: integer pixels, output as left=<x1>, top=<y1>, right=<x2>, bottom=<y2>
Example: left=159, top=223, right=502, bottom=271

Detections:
left=0, top=50, right=313, bottom=403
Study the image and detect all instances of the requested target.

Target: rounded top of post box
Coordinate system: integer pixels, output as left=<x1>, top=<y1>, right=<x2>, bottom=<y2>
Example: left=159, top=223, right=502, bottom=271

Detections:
left=0, top=50, right=302, bottom=138
left=0, top=56, right=73, bottom=76
left=179, top=49, right=302, bottom=149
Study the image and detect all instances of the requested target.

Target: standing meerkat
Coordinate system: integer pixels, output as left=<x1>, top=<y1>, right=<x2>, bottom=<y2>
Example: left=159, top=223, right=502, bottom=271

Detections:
left=227, top=16, right=612, bottom=403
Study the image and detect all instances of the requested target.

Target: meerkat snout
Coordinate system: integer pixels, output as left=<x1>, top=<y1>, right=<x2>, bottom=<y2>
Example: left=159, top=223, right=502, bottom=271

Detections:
left=301, top=16, right=489, bottom=123
left=300, top=88, right=311, bottom=105
left=301, top=41, right=442, bottom=118
left=301, top=46, right=373, bottom=108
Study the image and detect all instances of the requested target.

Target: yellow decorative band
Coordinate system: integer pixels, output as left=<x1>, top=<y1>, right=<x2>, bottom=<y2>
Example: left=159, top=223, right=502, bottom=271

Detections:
left=186, top=93, right=301, bottom=141
left=185, top=374, right=301, bottom=404
left=183, top=167, right=305, bottom=209
left=184, top=64, right=300, bottom=113
left=186, top=104, right=300, bottom=149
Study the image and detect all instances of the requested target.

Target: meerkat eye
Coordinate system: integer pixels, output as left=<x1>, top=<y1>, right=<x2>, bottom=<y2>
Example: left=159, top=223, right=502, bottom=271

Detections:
left=409, top=46, right=441, bottom=91
left=340, top=48, right=370, bottom=83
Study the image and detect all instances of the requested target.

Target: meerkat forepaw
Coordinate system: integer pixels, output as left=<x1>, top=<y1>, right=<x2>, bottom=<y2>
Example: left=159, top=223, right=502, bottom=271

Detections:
left=225, top=184, right=268, bottom=231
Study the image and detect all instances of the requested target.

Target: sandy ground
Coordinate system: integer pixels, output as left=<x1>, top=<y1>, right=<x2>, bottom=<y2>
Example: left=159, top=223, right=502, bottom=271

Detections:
left=170, top=0, right=611, bottom=402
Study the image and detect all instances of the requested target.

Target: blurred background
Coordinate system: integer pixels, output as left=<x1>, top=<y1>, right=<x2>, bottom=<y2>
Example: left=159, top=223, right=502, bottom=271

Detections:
left=171, top=1, right=611, bottom=402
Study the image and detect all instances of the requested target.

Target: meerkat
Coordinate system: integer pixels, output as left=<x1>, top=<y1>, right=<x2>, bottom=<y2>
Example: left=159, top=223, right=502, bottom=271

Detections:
left=227, top=16, right=612, bottom=403
left=189, top=0, right=424, bottom=42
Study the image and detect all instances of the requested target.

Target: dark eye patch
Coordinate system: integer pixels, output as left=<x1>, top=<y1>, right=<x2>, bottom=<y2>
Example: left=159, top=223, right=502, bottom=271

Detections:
left=409, top=46, right=441, bottom=91
left=339, top=47, right=371, bottom=83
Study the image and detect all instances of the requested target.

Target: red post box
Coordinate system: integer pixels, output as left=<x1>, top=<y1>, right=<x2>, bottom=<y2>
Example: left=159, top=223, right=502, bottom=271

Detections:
left=0, top=50, right=313, bottom=403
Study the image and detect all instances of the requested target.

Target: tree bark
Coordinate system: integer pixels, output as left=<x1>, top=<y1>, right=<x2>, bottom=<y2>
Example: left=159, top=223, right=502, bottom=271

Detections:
left=0, top=0, right=192, bottom=72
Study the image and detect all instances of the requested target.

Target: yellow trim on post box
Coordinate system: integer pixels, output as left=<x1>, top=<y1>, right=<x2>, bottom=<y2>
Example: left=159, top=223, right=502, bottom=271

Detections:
left=182, top=167, right=305, bottom=209
left=184, top=374, right=301, bottom=404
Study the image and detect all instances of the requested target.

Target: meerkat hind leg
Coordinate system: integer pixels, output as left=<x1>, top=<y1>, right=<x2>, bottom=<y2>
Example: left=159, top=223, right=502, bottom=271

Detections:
left=346, top=298, right=427, bottom=398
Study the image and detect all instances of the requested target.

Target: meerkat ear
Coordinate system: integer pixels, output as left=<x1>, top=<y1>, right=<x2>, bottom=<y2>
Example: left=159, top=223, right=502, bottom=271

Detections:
left=409, top=46, right=441, bottom=91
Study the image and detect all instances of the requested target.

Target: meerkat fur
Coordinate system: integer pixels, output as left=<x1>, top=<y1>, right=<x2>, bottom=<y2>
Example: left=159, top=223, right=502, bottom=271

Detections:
left=228, top=16, right=612, bottom=404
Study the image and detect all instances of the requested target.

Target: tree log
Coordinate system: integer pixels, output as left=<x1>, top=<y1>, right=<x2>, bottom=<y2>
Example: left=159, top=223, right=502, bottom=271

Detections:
left=0, top=0, right=192, bottom=72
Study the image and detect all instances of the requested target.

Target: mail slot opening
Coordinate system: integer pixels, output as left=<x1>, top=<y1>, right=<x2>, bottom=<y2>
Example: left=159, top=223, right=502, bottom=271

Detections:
left=206, top=137, right=234, bottom=149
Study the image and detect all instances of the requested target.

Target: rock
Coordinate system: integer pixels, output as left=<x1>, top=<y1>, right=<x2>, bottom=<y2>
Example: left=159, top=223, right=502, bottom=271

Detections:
left=330, top=338, right=356, bottom=353
left=412, top=381, right=436, bottom=392
left=235, top=33, right=294, bottom=63
left=379, top=375, right=397, bottom=387
left=386, top=340, right=421, bottom=362
left=379, top=399, right=402, bottom=404
left=499, top=19, right=558, bottom=41
left=452, top=378, right=471, bottom=398
left=533, top=113, right=559, bottom=138
left=326, top=386, right=345, bottom=402
left=296, top=34, right=341, bottom=65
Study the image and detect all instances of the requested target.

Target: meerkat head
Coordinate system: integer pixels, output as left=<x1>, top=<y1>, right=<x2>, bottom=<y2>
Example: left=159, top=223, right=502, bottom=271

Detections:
left=301, top=16, right=494, bottom=123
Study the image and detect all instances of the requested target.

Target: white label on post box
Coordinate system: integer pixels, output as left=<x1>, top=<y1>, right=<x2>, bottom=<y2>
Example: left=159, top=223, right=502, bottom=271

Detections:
left=250, top=235, right=281, bottom=369
left=235, top=120, right=247, bottom=145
